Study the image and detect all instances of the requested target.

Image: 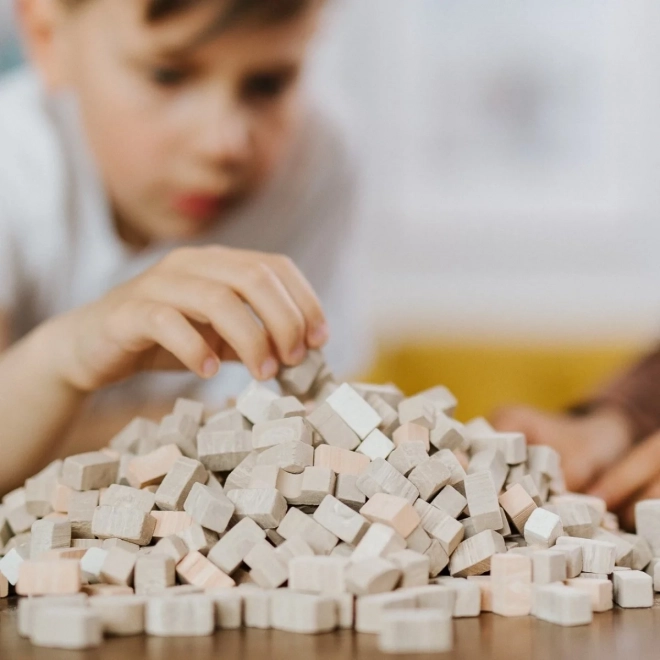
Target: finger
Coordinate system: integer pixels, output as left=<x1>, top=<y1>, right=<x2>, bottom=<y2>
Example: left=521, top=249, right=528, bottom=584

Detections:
left=184, top=253, right=308, bottom=365
left=136, top=274, right=278, bottom=380
left=263, top=253, right=328, bottom=348
left=587, top=431, right=660, bottom=510
left=490, top=406, right=551, bottom=444
left=110, top=300, right=219, bottom=379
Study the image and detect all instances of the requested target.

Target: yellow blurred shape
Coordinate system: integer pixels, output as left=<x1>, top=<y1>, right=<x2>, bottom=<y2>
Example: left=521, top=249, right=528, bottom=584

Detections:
left=363, top=340, right=643, bottom=422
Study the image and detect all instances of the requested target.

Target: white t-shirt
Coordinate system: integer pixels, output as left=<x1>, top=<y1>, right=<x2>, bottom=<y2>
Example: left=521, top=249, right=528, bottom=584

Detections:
left=0, top=68, right=370, bottom=408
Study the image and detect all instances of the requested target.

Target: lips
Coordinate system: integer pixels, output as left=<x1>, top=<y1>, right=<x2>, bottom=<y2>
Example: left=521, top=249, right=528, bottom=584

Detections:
left=171, top=193, right=228, bottom=221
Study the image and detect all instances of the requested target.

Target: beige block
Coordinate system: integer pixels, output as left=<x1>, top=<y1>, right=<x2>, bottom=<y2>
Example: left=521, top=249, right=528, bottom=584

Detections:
left=354, top=591, right=417, bottom=634
left=266, top=395, right=307, bottom=421
left=204, top=408, right=251, bottom=432
left=429, top=413, right=465, bottom=452
left=61, top=452, right=119, bottom=491
left=392, top=423, right=430, bottom=451
left=356, top=458, right=419, bottom=505
left=360, top=493, right=420, bottom=539
left=100, top=484, right=155, bottom=513
left=157, top=413, right=198, bottom=458
left=612, top=569, right=654, bottom=608
left=356, top=429, right=395, bottom=461
left=277, top=507, right=339, bottom=555
left=31, top=606, right=101, bottom=649
left=50, top=483, right=74, bottom=514
left=30, top=519, right=71, bottom=559
left=307, top=402, right=360, bottom=451
left=499, top=484, right=537, bottom=534
left=208, top=589, right=243, bottom=629
left=17, top=559, right=81, bottom=595
left=334, top=473, right=366, bottom=510
left=274, top=536, right=316, bottom=565
left=314, top=444, right=370, bottom=476
left=176, top=523, right=218, bottom=555
left=240, top=586, right=273, bottom=629
left=277, top=349, right=325, bottom=397
left=533, top=584, right=592, bottom=626
left=236, top=381, right=279, bottom=425
left=449, top=530, right=506, bottom=577
left=365, top=393, right=399, bottom=437
left=154, top=457, right=207, bottom=512
left=491, top=553, right=532, bottom=616
left=92, top=506, right=156, bottom=545
left=389, top=549, right=430, bottom=588
left=67, top=490, right=99, bottom=539
left=532, top=549, right=567, bottom=584
left=326, top=383, right=382, bottom=439
left=146, top=594, right=215, bottom=636
left=434, top=577, right=481, bottom=617
left=152, top=535, right=189, bottom=564
left=252, top=417, right=313, bottom=450
left=183, top=482, right=234, bottom=533
left=134, top=554, right=175, bottom=595
left=465, top=471, right=503, bottom=533
left=176, top=550, right=235, bottom=590
left=467, top=575, right=493, bottom=612
left=432, top=485, right=467, bottom=519
left=207, top=517, right=266, bottom=574
left=524, top=508, right=563, bottom=548
left=425, top=539, right=450, bottom=577
left=82, top=584, right=134, bottom=597
left=255, top=440, right=314, bottom=474
left=127, top=444, right=183, bottom=489
left=288, top=555, right=348, bottom=593
left=387, top=442, right=429, bottom=477
left=101, top=547, right=138, bottom=586
left=379, top=609, right=452, bottom=654
left=197, top=430, right=254, bottom=472
left=398, top=395, right=436, bottom=429
left=413, top=499, right=464, bottom=555
left=102, top=538, right=141, bottom=554
left=351, top=523, right=406, bottom=562
left=565, top=578, right=613, bottom=611
left=89, top=595, right=146, bottom=636
left=408, top=459, right=451, bottom=501
left=109, top=417, right=158, bottom=454
left=313, top=494, right=370, bottom=545
left=173, top=398, right=205, bottom=424
left=243, top=540, right=288, bottom=589
left=346, top=557, right=400, bottom=596
left=226, top=488, right=287, bottom=529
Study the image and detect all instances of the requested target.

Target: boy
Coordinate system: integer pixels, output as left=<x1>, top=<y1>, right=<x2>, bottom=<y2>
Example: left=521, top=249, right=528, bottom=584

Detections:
left=494, top=346, right=660, bottom=529
left=0, top=0, right=367, bottom=494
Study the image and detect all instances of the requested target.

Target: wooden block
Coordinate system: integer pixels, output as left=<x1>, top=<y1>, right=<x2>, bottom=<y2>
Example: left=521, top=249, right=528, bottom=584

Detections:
left=429, top=413, right=466, bottom=452
left=327, top=383, right=382, bottom=439
left=100, top=484, right=155, bottom=512
left=183, top=482, right=234, bottom=533
left=327, top=592, right=354, bottom=629
left=25, top=463, right=60, bottom=517
left=272, top=469, right=302, bottom=500
left=360, top=493, right=419, bottom=539
left=17, top=559, right=81, bottom=595
left=389, top=549, right=430, bottom=587
left=364, top=393, right=399, bottom=437
left=398, top=395, right=436, bottom=429
left=414, top=499, right=464, bottom=555
left=146, top=594, right=215, bottom=636
left=313, top=494, right=370, bottom=545
left=1, top=543, right=31, bottom=583
left=238, top=586, right=273, bottom=629
left=490, top=552, right=532, bottom=616
left=354, top=591, right=417, bottom=634
left=17, top=594, right=88, bottom=637
left=274, top=535, right=315, bottom=564
left=418, top=385, right=458, bottom=417
left=449, top=530, right=506, bottom=577
left=392, top=422, right=430, bottom=451
left=102, top=538, right=141, bottom=553
left=314, top=444, right=370, bottom=476
left=3, top=500, right=36, bottom=536
left=556, top=537, right=616, bottom=574
left=277, top=349, right=325, bottom=397
left=379, top=609, right=452, bottom=654
left=592, top=529, right=635, bottom=568
left=351, top=382, right=405, bottom=410
left=532, top=549, right=567, bottom=584
left=207, top=517, right=266, bottom=574
left=223, top=452, right=259, bottom=492
left=565, top=578, right=613, bottom=612
left=81, top=547, right=108, bottom=583
left=150, top=535, right=188, bottom=564
left=236, top=381, right=279, bottom=425
left=468, top=449, right=508, bottom=494
left=553, top=501, right=595, bottom=539
left=38, top=547, right=86, bottom=561
left=67, top=489, right=99, bottom=539
left=154, top=457, right=207, bottom=512
left=356, top=458, right=419, bottom=505
left=387, top=442, right=429, bottom=477
left=82, top=584, right=134, bottom=596
left=432, top=449, right=467, bottom=486
left=425, top=540, right=450, bottom=577
left=157, top=413, right=198, bottom=458
left=172, top=397, right=204, bottom=424
left=253, top=417, right=312, bottom=451
left=635, top=499, right=660, bottom=555
left=356, top=429, right=395, bottom=461
left=351, top=522, right=406, bottom=562
left=88, top=595, right=145, bottom=636
left=346, top=557, right=400, bottom=595
left=30, top=519, right=71, bottom=559
left=470, top=431, right=526, bottom=465
left=645, top=557, right=660, bottom=591
left=622, top=533, right=653, bottom=571
left=409, top=459, right=451, bottom=501
left=127, top=444, right=183, bottom=489
left=197, top=429, right=253, bottom=472
left=523, top=508, right=563, bottom=548
left=307, top=402, right=360, bottom=451
left=243, top=540, right=288, bottom=589
left=612, top=569, right=653, bottom=607
left=176, top=550, right=235, bottom=589
left=553, top=544, right=583, bottom=578
left=432, top=485, right=467, bottom=519
left=92, top=506, right=155, bottom=545
left=255, top=440, right=314, bottom=474
left=0, top=572, right=7, bottom=598
left=533, top=584, right=592, bottom=626
left=400, top=584, right=455, bottom=613
left=176, top=523, right=218, bottom=555
left=499, top=483, right=537, bottom=534
left=133, top=554, right=175, bottom=594
left=288, top=555, right=348, bottom=593
left=277, top=507, right=339, bottom=555
left=61, top=452, right=119, bottom=491
left=207, top=589, right=243, bottom=629
left=434, top=577, right=481, bottom=617
left=467, top=575, right=493, bottom=612
left=226, top=488, right=287, bottom=529
left=334, top=474, right=367, bottom=511
left=266, top=395, right=307, bottom=421
left=100, top=547, right=138, bottom=586
left=31, top=606, right=101, bottom=649
left=289, top=466, right=336, bottom=506
left=330, top=542, right=355, bottom=558
left=110, top=417, right=158, bottom=454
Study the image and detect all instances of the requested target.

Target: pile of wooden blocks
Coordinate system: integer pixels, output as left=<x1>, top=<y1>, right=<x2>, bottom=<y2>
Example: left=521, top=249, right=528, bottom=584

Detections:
left=1, top=349, right=659, bottom=653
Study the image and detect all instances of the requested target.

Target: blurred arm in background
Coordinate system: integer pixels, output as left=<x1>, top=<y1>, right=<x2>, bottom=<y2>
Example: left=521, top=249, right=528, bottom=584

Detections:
left=493, top=346, right=660, bottom=529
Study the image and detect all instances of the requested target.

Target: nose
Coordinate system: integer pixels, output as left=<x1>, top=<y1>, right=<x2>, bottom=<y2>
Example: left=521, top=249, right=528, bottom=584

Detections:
left=195, top=89, right=251, bottom=171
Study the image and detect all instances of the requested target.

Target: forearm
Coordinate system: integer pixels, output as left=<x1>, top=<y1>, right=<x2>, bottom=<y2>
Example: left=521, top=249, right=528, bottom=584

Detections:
left=0, top=320, right=87, bottom=495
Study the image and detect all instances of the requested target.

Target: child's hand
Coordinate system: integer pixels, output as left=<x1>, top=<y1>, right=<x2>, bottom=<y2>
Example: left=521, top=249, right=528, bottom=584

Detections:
left=48, top=246, right=329, bottom=392
left=491, top=405, right=633, bottom=492
left=587, top=429, right=660, bottom=529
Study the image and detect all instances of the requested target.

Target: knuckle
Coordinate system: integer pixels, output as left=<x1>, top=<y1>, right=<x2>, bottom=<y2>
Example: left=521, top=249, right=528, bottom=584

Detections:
left=147, top=304, right=175, bottom=330
left=273, top=253, right=296, bottom=273
left=203, top=284, right=233, bottom=310
left=245, top=261, right=276, bottom=288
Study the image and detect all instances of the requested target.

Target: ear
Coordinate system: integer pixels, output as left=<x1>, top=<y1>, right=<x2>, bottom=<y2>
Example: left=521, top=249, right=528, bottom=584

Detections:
left=15, top=0, right=70, bottom=90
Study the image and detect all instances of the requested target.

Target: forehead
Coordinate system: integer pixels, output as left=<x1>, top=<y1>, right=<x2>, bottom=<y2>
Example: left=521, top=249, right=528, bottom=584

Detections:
left=98, top=0, right=320, bottom=60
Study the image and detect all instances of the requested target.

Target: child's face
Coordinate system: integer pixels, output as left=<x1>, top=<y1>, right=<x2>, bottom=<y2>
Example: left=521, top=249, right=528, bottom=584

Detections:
left=25, top=0, right=322, bottom=244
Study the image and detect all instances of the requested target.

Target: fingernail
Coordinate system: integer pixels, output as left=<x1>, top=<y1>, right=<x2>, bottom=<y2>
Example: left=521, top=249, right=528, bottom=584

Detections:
left=309, top=322, right=329, bottom=346
left=203, top=357, right=219, bottom=378
left=260, top=357, right=279, bottom=380
left=290, top=344, right=306, bottom=363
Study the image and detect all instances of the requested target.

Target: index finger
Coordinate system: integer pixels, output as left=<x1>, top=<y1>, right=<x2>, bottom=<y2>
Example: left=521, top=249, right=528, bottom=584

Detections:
left=587, top=430, right=660, bottom=510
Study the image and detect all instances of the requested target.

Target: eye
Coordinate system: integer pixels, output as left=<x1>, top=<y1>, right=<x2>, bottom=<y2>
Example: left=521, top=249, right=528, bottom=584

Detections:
left=243, top=71, right=295, bottom=101
left=151, top=66, right=189, bottom=87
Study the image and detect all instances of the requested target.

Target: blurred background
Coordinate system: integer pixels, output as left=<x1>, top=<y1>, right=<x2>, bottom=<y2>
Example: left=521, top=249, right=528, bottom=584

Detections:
left=3, top=0, right=660, bottom=421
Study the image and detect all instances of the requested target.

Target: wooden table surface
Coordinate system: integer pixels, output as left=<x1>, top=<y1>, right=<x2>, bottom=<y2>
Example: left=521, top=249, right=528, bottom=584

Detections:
left=2, top=596, right=660, bottom=660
